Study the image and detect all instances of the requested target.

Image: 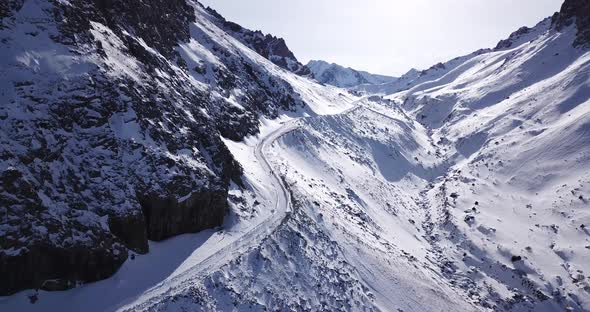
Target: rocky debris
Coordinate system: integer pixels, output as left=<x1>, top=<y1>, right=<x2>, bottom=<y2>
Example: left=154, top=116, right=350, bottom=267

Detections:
left=552, top=0, right=590, bottom=47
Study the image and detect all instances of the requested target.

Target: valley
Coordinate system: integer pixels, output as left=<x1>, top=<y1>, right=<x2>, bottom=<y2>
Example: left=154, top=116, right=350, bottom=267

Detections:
left=1, top=0, right=589, bottom=311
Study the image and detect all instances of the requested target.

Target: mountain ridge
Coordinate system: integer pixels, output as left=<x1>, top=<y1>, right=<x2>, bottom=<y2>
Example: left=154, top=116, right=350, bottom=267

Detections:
left=204, top=5, right=311, bottom=76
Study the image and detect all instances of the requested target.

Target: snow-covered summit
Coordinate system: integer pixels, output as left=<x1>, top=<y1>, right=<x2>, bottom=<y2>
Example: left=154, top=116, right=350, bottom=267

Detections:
left=307, top=59, right=397, bottom=88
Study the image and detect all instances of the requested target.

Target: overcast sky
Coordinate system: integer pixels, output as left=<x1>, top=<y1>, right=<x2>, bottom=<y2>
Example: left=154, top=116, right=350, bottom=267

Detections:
left=199, top=0, right=563, bottom=76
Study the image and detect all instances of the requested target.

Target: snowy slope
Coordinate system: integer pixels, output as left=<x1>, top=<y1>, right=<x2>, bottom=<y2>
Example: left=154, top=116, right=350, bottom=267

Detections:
left=355, top=50, right=490, bottom=95
left=111, top=5, right=590, bottom=311
left=383, top=11, right=590, bottom=311
left=307, top=60, right=397, bottom=88
left=256, top=14, right=590, bottom=310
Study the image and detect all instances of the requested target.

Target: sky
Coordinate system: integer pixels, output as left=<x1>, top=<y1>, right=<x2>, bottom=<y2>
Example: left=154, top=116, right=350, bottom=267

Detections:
left=199, top=0, right=564, bottom=76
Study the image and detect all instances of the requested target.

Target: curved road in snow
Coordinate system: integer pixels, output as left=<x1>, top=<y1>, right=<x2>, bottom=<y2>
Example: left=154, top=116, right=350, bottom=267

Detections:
left=124, top=99, right=363, bottom=310
left=121, top=117, right=311, bottom=311
left=0, top=98, right=362, bottom=312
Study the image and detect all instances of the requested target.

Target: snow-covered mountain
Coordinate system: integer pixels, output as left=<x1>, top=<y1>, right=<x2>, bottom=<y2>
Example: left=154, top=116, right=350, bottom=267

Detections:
left=309, top=53, right=493, bottom=96
left=388, top=1, right=590, bottom=309
left=355, top=50, right=491, bottom=95
left=1, top=0, right=590, bottom=311
left=359, top=0, right=589, bottom=97
left=0, top=0, right=349, bottom=296
left=307, top=59, right=397, bottom=88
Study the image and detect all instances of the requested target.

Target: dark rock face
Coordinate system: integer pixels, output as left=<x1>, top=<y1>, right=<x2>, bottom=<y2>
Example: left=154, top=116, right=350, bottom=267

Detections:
left=140, top=190, right=226, bottom=241
left=0, top=0, right=24, bottom=25
left=495, top=26, right=531, bottom=50
left=108, top=212, right=149, bottom=254
left=0, top=228, right=128, bottom=295
left=0, top=0, right=306, bottom=295
left=56, top=0, right=194, bottom=58
left=553, top=0, right=590, bottom=47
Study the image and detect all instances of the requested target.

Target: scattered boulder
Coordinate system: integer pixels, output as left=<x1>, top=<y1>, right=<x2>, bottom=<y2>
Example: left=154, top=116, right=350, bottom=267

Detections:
left=28, top=293, right=38, bottom=304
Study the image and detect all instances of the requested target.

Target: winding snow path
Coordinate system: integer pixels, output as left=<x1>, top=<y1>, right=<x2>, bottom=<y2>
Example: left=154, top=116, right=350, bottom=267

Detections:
left=119, top=120, right=303, bottom=311
left=122, top=100, right=361, bottom=309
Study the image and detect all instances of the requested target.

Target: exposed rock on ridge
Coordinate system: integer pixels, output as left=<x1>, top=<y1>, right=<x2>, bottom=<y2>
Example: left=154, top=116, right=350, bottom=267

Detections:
left=204, top=6, right=311, bottom=75
left=552, top=0, right=590, bottom=47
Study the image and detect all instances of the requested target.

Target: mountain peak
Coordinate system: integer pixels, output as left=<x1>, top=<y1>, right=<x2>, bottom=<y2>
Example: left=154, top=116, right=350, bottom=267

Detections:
left=307, top=60, right=396, bottom=88
left=552, top=0, right=590, bottom=47
left=204, top=6, right=310, bottom=75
